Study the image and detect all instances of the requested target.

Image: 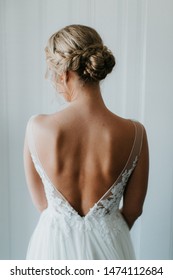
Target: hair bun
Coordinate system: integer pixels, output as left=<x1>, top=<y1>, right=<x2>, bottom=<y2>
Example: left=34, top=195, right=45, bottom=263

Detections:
left=80, top=45, right=115, bottom=82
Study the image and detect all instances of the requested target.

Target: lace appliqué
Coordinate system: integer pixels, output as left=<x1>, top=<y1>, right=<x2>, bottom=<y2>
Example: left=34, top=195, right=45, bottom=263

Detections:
left=31, top=154, right=138, bottom=242
left=31, top=154, right=84, bottom=237
left=93, top=156, right=138, bottom=216
left=89, top=156, right=138, bottom=243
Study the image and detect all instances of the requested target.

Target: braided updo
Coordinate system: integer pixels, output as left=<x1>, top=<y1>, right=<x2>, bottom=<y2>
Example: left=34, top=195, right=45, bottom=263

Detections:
left=45, top=24, right=115, bottom=84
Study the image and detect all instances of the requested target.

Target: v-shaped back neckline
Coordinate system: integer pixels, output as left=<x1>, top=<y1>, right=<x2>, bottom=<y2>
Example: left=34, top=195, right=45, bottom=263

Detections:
left=31, top=151, right=137, bottom=219
left=28, top=118, right=142, bottom=219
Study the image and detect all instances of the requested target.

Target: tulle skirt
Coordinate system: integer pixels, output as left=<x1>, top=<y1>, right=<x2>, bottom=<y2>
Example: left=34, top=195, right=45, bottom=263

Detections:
left=26, top=208, right=135, bottom=260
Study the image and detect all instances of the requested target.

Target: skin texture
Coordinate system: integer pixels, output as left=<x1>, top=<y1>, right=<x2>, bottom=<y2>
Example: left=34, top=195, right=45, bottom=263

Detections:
left=24, top=71, right=149, bottom=229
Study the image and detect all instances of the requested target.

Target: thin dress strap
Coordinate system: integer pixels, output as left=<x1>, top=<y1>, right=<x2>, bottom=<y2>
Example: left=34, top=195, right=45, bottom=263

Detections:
left=26, top=115, right=39, bottom=158
left=96, top=120, right=144, bottom=205
left=126, top=120, right=144, bottom=169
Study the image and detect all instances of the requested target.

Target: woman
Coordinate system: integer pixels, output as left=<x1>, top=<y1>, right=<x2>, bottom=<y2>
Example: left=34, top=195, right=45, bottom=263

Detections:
left=24, top=24, right=149, bottom=259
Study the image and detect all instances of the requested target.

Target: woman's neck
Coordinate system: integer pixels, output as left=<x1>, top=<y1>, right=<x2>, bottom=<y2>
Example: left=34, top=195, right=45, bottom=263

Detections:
left=60, top=71, right=107, bottom=112
left=69, top=84, right=107, bottom=112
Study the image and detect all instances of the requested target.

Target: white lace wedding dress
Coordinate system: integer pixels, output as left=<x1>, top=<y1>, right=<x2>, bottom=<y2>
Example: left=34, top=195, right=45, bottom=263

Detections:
left=26, top=118, right=143, bottom=260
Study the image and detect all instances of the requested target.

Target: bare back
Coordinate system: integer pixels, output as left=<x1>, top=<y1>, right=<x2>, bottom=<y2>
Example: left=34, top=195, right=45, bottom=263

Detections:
left=30, top=107, right=139, bottom=217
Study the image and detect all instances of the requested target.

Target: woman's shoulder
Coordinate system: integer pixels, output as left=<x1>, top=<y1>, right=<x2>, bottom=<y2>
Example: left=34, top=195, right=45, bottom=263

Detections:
left=27, top=112, right=68, bottom=136
left=114, top=114, right=145, bottom=131
left=26, top=115, right=51, bottom=138
left=27, top=114, right=48, bottom=130
left=107, top=113, right=146, bottom=143
left=28, top=112, right=60, bottom=125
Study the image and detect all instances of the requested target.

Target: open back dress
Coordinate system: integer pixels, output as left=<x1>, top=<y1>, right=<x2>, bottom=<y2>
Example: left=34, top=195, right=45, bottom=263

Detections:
left=26, top=117, right=144, bottom=259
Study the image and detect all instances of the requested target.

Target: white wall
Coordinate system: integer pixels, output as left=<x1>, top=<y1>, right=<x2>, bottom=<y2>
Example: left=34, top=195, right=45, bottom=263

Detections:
left=0, top=0, right=173, bottom=259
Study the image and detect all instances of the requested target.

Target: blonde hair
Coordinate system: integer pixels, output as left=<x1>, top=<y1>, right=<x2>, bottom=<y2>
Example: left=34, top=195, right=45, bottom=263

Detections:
left=45, top=24, right=115, bottom=84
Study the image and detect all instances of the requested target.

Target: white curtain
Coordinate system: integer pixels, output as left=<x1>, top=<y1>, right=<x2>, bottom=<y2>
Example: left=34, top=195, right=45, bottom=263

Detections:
left=0, top=0, right=173, bottom=259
